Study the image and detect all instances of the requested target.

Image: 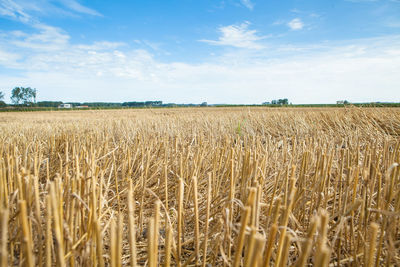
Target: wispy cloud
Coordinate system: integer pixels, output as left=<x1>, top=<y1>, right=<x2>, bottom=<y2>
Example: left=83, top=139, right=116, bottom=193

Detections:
left=58, top=0, right=102, bottom=16
left=240, top=0, right=254, bottom=10
left=200, top=22, right=266, bottom=49
left=287, top=18, right=304, bottom=30
left=0, top=0, right=32, bottom=23
left=0, top=0, right=101, bottom=22
left=11, top=24, right=70, bottom=51
left=76, top=41, right=126, bottom=51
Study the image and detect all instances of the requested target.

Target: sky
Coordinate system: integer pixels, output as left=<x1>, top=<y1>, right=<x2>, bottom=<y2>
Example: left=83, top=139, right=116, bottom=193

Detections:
left=0, top=0, right=399, bottom=104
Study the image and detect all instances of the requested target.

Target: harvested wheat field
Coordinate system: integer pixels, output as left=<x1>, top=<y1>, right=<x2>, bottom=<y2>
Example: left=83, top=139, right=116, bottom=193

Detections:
left=1, top=107, right=400, bottom=266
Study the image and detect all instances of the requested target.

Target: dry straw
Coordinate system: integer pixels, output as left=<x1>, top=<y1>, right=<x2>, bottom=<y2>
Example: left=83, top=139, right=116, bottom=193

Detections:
left=0, top=107, right=399, bottom=266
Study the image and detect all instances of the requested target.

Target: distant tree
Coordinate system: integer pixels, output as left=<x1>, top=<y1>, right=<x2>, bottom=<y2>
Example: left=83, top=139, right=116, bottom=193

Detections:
left=277, top=98, right=288, bottom=105
left=10, top=87, right=37, bottom=105
left=10, top=87, right=21, bottom=104
left=271, top=99, right=289, bottom=105
left=200, top=102, right=208, bottom=107
left=0, top=91, right=5, bottom=107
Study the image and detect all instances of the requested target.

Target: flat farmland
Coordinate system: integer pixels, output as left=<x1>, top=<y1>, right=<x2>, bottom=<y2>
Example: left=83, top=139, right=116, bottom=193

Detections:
left=1, top=107, right=400, bottom=266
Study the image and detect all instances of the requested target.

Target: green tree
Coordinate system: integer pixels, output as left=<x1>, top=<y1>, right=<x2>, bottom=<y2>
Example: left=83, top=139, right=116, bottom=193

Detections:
left=280, top=98, right=289, bottom=105
left=0, top=91, right=5, bottom=107
left=272, top=98, right=289, bottom=105
left=10, top=87, right=37, bottom=105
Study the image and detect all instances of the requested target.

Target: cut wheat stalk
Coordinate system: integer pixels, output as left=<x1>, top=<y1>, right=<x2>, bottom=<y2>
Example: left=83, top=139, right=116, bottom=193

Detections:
left=0, top=209, right=9, bottom=267
left=0, top=107, right=399, bottom=266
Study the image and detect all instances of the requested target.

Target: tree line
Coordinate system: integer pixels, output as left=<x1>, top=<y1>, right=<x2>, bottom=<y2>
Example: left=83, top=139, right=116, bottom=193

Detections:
left=0, top=87, right=37, bottom=107
left=0, top=87, right=174, bottom=108
left=1, top=87, right=398, bottom=110
left=0, top=87, right=290, bottom=108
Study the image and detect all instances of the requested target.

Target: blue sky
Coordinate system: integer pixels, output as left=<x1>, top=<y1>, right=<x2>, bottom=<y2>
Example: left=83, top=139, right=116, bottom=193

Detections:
left=0, top=0, right=399, bottom=104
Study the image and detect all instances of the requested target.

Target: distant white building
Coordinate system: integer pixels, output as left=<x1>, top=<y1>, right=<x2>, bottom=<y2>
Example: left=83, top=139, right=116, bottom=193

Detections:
left=336, top=101, right=345, bottom=105
left=58, top=104, right=72, bottom=109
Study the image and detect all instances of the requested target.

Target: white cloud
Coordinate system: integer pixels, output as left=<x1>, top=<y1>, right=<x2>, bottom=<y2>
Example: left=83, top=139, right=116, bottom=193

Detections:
left=0, top=0, right=32, bottom=22
left=58, top=0, right=102, bottom=16
left=200, top=22, right=266, bottom=49
left=0, top=22, right=399, bottom=104
left=76, top=41, right=127, bottom=51
left=288, top=18, right=304, bottom=30
left=0, top=49, right=21, bottom=68
left=0, top=0, right=101, bottom=21
left=240, top=0, right=254, bottom=10
left=11, top=24, right=70, bottom=51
